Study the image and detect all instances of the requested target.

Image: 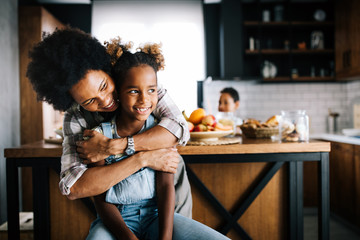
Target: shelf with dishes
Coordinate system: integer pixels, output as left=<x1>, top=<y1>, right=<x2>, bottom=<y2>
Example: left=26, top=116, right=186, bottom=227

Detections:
left=263, top=76, right=335, bottom=82
left=245, top=49, right=333, bottom=55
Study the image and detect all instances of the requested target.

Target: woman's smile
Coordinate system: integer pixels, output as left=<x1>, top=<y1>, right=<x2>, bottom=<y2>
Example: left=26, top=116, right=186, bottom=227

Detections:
left=70, top=70, right=119, bottom=112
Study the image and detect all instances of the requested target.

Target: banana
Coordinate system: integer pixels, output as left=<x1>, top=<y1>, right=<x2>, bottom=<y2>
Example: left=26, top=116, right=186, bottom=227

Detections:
left=182, top=110, right=189, bottom=121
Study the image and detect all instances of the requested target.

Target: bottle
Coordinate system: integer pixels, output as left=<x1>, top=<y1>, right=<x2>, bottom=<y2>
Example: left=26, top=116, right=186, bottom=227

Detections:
left=279, top=110, right=309, bottom=142
left=249, top=37, right=255, bottom=51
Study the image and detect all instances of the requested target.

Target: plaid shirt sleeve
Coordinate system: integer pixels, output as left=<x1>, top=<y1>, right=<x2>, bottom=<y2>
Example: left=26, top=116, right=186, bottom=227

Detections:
left=153, top=86, right=190, bottom=146
left=59, top=107, right=89, bottom=195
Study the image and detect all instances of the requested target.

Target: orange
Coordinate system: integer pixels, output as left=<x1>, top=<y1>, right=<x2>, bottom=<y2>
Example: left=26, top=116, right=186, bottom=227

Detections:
left=188, top=108, right=206, bottom=125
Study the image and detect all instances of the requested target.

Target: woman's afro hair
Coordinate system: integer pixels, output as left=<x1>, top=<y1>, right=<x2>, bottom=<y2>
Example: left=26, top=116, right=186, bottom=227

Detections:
left=26, top=27, right=112, bottom=111
left=104, top=37, right=165, bottom=88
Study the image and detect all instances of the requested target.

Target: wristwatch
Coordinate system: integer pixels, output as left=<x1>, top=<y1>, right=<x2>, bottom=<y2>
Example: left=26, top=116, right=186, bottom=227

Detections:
left=125, top=136, right=135, bottom=156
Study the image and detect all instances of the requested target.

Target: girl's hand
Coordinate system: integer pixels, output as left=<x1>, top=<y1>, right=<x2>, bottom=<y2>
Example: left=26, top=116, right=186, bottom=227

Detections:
left=76, top=129, right=114, bottom=164
left=140, top=148, right=179, bottom=173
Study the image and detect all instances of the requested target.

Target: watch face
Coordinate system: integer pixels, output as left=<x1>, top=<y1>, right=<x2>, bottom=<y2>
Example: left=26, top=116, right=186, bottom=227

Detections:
left=125, top=148, right=135, bottom=156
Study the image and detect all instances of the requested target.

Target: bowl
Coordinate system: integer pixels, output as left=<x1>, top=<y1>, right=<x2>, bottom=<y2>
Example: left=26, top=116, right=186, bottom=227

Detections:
left=342, top=128, right=360, bottom=137
left=190, top=130, right=233, bottom=141
left=240, top=126, right=278, bottom=139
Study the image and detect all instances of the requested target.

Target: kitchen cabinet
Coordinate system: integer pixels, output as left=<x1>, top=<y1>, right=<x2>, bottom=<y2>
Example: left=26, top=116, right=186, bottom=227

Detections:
left=204, top=0, right=335, bottom=81
left=304, top=141, right=360, bottom=229
left=329, top=142, right=357, bottom=222
left=335, top=0, right=360, bottom=80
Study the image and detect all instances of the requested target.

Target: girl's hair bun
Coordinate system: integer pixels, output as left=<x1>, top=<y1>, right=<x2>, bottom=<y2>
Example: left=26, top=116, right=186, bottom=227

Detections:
left=104, top=37, right=133, bottom=66
left=138, top=43, right=165, bottom=71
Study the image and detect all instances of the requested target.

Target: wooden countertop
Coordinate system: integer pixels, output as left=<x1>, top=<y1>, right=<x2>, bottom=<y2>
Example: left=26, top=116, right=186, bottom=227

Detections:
left=4, top=138, right=330, bottom=158
left=4, top=141, right=63, bottom=158
left=178, top=138, right=330, bottom=155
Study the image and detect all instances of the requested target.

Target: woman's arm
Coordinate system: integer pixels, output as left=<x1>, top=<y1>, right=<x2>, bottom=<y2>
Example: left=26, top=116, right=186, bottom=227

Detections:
left=76, top=87, right=189, bottom=163
left=93, top=193, right=138, bottom=240
left=77, top=125, right=177, bottom=164
left=156, top=171, right=175, bottom=240
left=66, top=148, right=179, bottom=200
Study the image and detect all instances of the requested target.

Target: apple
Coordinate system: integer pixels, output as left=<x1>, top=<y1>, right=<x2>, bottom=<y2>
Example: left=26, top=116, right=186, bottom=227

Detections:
left=193, top=123, right=207, bottom=132
left=201, top=114, right=216, bottom=127
left=207, top=126, right=215, bottom=131
left=214, top=122, right=233, bottom=131
left=187, top=121, right=194, bottom=132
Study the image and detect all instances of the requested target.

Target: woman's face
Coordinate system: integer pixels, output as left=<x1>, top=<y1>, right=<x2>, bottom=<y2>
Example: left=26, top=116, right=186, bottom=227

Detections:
left=117, top=65, right=158, bottom=122
left=69, top=70, right=119, bottom=112
left=218, top=93, right=239, bottom=112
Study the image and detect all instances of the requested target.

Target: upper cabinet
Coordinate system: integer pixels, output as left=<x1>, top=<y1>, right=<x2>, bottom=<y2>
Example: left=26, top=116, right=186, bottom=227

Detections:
left=335, top=0, right=360, bottom=80
left=204, top=0, right=335, bottom=82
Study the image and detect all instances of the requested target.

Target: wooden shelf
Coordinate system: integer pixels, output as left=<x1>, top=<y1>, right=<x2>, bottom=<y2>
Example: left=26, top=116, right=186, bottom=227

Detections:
left=246, top=49, right=289, bottom=54
left=263, top=76, right=335, bottom=82
left=291, top=21, right=334, bottom=26
left=292, top=49, right=334, bottom=54
left=293, top=76, right=335, bottom=81
left=245, top=49, right=333, bottom=55
left=244, top=21, right=334, bottom=27
left=244, top=21, right=289, bottom=26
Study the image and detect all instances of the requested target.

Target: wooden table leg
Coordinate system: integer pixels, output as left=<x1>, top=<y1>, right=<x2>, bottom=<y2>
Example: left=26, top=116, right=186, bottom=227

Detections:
left=33, top=165, right=50, bottom=240
left=6, top=158, right=20, bottom=240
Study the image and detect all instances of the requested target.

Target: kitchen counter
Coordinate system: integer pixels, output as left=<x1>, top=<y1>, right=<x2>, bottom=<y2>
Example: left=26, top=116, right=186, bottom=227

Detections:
left=311, top=133, right=360, bottom=145
left=5, top=139, right=331, bottom=240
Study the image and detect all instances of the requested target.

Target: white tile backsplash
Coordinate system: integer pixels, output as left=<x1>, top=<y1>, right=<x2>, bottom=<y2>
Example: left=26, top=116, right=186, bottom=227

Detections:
left=203, top=80, right=360, bottom=134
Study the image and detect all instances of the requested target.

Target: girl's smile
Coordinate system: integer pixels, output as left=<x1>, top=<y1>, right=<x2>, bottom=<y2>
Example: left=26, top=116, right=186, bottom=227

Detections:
left=118, top=65, right=158, bottom=123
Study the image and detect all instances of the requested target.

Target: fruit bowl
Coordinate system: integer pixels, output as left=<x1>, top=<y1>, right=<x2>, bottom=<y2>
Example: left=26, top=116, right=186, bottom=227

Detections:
left=190, top=130, right=233, bottom=141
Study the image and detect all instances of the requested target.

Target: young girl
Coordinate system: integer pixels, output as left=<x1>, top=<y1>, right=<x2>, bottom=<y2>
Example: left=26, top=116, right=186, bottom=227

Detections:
left=87, top=39, right=229, bottom=240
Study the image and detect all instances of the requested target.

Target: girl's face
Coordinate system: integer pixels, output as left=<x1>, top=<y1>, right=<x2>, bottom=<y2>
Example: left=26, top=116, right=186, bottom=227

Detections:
left=118, top=65, right=158, bottom=122
left=69, top=70, right=119, bottom=112
left=218, top=93, right=239, bottom=112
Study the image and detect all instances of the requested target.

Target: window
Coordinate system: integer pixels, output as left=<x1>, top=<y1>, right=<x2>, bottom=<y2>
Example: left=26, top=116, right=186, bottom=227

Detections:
left=92, top=0, right=205, bottom=113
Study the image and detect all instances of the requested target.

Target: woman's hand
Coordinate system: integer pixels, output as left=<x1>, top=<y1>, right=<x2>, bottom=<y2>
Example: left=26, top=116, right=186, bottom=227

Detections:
left=76, top=129, right=123, bottom=164
left=139, top=148, right=180, bottom=173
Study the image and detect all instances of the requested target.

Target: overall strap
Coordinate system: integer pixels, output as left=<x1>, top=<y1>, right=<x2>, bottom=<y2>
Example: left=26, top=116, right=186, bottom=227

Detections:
left=100, top=122, right=115, bottom=164
left=100, top=122, right=113, bottom=139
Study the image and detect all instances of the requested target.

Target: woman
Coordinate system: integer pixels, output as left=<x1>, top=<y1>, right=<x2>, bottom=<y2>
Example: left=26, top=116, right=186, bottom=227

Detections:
left=26, top=27, right=192, bottom=218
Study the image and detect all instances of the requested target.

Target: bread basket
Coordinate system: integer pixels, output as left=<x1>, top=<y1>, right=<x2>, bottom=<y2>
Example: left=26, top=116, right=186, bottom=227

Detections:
left=240, top=126, right=278, bottom=139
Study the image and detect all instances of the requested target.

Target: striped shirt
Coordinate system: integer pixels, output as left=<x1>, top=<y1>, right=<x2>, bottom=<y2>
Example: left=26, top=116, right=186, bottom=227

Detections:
left=59, top=87, right=189, bottom=195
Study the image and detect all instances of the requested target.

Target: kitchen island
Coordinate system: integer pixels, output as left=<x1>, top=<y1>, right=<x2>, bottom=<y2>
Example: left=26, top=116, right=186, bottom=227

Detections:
left=5, top=138, right=330, bottom=240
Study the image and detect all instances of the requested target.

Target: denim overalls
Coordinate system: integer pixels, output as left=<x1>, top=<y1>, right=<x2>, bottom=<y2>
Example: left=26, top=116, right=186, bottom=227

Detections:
left=98, top=115, right=157, bottom=205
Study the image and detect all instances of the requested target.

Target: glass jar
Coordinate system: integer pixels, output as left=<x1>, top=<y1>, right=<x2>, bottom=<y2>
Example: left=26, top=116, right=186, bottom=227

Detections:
left=216, top=112, right=241, bottom=136
left=279, top=110, right=309, bottom=142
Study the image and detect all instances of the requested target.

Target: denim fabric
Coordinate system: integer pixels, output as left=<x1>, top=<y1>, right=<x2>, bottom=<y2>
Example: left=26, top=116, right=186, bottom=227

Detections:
left=106, top=168, right=156, bottom=204
left=86, top=198, right=230, bottom=240
left=100, top=115, right=157, bottom=205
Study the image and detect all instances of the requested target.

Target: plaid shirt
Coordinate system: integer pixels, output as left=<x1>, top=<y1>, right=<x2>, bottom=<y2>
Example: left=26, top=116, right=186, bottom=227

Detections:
left=59, top=87, right=190, bottom=195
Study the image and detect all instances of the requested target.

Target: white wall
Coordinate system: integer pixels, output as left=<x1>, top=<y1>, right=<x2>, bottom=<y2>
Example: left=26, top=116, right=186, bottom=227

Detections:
left=91, top=0, right=205, bottom=114
left=203, top=80, right=360, bottom=134
left=0, top=0, right=20, bottom=224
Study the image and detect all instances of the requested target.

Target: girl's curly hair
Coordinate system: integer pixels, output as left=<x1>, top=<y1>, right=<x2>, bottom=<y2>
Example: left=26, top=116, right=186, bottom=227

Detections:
left=26, top=27, right=112, bottom=111
left=104, top=37, right=165, bottom=88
